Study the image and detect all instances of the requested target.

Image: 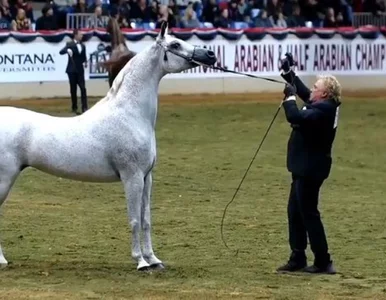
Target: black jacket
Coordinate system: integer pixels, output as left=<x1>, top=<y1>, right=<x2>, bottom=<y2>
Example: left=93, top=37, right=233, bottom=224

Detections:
left=281, top=70, right=341, bottom=180
left=59, top=40, right=87, bottom=74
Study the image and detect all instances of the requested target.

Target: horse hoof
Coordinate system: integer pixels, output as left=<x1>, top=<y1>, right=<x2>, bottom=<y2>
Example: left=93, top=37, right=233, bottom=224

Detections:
left=137, top=266, right=152, bottom=273
left=0, top=258, right=8, bottom=269
left=150, top=263, right=165, bottom=271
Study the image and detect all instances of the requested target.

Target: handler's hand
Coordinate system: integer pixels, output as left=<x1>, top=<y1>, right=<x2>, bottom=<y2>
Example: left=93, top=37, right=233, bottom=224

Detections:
left=283, top=84, right=296, bottom=98
left=67, top=48, right=73, bottom=57
left=280, top=52, right=294, bottom=73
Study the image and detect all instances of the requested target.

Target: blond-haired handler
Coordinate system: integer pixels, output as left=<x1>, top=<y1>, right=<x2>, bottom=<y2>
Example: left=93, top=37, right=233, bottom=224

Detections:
left=277, top=53, right=341, bottom=275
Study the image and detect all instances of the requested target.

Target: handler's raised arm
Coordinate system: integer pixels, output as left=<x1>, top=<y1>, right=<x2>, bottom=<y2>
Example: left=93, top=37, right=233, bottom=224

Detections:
left=279, top=52, right=311, bottom=104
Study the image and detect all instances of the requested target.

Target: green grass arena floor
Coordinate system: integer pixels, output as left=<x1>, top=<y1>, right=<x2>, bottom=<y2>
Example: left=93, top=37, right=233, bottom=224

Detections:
left=0, top=94, right=385, bottom=299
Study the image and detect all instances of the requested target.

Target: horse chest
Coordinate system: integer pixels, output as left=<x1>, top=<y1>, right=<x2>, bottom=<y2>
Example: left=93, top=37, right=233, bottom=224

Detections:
left=115, top=136, right=156, bottom=158
left=111, top=127, right=156, bottom=161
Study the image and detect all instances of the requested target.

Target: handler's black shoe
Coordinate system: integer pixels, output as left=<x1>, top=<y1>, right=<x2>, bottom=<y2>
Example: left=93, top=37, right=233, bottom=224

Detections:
left=277, top=260, right=307, bottom=272
left=302, top=261, right=336, bottom=275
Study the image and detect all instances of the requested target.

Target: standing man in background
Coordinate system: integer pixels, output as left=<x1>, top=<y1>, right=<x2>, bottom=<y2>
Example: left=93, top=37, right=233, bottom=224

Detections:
left=276, top=52, right=341, bottom=275
left=59, top=29, right=88, bottom=115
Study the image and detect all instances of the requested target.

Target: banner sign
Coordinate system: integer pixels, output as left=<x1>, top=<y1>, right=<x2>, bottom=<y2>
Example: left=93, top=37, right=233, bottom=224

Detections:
left=1, top=35, right=385, bottom=83
left=0, top=42, right=69, bottom=82
left=85, top=36, right=386, bottom=80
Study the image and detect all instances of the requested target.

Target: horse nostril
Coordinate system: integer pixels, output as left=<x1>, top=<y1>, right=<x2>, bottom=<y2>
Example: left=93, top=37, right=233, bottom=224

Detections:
left=206, top=50, right=215, bottom=58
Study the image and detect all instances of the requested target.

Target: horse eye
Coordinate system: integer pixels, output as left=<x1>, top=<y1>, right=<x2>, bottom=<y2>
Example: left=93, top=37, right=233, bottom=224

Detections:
left=171, top=43, right=180, bottom=50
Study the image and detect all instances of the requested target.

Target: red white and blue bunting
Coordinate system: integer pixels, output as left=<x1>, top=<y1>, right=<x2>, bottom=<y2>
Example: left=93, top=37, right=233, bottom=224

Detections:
left=0, top=26, right=385, bottom=43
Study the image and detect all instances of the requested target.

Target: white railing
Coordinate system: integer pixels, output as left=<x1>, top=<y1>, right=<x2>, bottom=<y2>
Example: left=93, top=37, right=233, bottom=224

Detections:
left=352, top=12, right=386, bottom=27
left=66, top=13, right=109, bottom=29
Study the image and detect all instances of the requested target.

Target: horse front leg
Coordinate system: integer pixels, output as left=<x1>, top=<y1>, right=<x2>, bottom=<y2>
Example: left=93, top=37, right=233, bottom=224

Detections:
left=121, top=171, right=150, bottom=271
left=142, top=171, right=164, bottom=270
left=0, top=163, right=21, bottom=268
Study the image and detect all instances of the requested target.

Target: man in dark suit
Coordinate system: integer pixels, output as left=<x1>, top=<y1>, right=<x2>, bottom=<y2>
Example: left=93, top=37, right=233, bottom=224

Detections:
left=59, top=29, right=88, bottom=114
left=276, top=53, right=341, bottom=274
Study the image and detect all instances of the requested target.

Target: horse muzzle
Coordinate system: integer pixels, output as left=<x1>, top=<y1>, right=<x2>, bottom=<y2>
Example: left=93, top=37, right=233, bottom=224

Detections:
left=191, top=48, right=217, bottom=66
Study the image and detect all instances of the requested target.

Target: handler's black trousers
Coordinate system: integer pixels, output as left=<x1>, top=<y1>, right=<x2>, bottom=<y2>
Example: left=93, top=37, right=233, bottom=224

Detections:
left=68, top=72, right=88, bottom=113
left=287, top=174, right=330, bottom=266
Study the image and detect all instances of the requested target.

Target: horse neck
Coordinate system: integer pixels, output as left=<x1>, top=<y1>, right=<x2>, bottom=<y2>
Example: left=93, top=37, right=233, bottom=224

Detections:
left=115, top=45, right=164, bottom=126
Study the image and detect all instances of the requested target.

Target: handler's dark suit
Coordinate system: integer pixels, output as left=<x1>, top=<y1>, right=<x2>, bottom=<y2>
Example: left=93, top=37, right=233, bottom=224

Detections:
left=59, top=40, right=88, bottom=113
left=280, top=70, right=340, bottom=271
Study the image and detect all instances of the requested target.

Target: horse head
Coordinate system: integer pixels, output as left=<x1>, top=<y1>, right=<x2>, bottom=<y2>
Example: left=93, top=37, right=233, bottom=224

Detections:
left=155, top=21, right=217, bottom=74
left=103, top=21, right=217, bottom=92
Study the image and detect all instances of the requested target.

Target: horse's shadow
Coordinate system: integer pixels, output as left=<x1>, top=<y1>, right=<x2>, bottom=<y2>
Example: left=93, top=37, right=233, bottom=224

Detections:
left=2, top=258, right=210, bottom=279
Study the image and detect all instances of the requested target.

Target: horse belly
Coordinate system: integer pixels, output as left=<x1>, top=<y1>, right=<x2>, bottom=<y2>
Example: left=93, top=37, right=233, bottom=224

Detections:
left=28, top=134, right=120, bottom=183
left=0, top=108, right=120, bottom=182
left=32, top=161, right=120, bottom=183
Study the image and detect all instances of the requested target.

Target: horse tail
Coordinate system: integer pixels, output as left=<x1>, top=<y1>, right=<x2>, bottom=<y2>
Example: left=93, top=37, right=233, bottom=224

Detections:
left=107, top=16, right=126, bottom=50
left=101, top=51, right=136, bottom=69
left=104, top=16, right=133, bottom=86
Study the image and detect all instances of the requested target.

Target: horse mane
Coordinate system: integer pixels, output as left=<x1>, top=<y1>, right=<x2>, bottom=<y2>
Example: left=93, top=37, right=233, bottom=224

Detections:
left=102, top=50, right=137, bottom=99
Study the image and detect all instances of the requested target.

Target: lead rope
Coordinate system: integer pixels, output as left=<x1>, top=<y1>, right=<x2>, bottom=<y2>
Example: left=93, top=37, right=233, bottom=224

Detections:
left=168, top=50, right=296, bottom=254
left=219, top=101, right=284, bottom=256
left=206, top=64, right=295, bottom=255
left=211, top=65, right=288, bottom=85
left=191, top=61, right=289, bottom=85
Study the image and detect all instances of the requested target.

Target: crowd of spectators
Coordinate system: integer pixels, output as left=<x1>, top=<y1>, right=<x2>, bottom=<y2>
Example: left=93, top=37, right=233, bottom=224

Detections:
left=0, top=0, right=385, bottom=31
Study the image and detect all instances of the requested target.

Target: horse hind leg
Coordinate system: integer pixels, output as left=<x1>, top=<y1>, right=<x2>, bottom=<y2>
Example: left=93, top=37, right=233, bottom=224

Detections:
left=0, top=164, right=21, bottom=268
left=121, top=171, right=150, bottom=271
left=141, top=171, right=163, bottom=270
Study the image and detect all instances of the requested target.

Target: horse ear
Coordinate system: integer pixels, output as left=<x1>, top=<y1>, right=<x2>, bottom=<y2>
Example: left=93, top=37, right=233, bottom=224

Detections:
left=159, top=21, right=168, bottom=39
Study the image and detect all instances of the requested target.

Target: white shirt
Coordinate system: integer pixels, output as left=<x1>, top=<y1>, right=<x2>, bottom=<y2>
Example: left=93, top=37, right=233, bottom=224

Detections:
left=74, top=40, right=82, bottom=54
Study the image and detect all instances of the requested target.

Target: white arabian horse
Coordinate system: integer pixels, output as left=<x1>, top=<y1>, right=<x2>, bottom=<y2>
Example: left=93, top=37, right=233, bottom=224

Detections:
left=0, top=22, right=217, bottom=271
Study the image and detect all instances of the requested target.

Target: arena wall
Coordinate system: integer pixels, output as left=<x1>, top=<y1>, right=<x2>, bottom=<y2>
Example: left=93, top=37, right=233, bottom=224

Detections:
left=2, top=75, right=385, bottom=100
left=1, top=32, right=385, bottom=100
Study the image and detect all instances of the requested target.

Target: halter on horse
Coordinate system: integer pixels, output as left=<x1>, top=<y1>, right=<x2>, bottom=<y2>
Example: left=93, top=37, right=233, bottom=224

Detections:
left=104, top=16, right=136, bottom=87
left=0, top=21, right=216, bottom=272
